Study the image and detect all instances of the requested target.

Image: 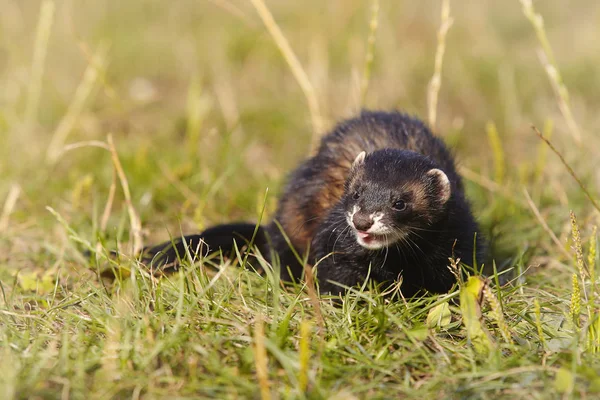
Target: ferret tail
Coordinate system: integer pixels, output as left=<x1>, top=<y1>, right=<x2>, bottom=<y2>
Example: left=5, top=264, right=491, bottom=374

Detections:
left=140, top=222, right=269, bottom=270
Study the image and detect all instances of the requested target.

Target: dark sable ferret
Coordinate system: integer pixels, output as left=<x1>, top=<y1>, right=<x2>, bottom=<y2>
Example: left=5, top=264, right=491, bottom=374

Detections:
left=142, top=110, right=485, bottom=297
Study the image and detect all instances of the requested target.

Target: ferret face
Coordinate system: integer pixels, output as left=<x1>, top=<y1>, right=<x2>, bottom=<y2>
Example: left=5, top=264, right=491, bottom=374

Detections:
left=343, top=149, right=451, bottom=250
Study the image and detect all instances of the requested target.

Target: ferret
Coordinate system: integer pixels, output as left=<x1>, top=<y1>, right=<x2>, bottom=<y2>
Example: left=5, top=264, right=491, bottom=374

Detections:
left=142, top=110, right=485, bottom=297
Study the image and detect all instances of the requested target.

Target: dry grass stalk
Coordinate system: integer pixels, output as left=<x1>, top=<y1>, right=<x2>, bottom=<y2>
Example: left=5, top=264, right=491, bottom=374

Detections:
left=532, top=126, right=600, bottom=213
left=459, top=166, right=526, bottom=208
left=0, top=184, right=22, bottom=232
left=47, top=45, right=107, bottom=163
left=253, top=318, right=271, bottom=400
left=59, top=140, right=110, bottom=154
left=249, top=0, right=323, bottom=150
left=303, top=264, right=325, bottom=335
left=427, top=0, right=453, bottom=129
left=24, top=0, right=55, bottom=128
left=100, top=169, right=117, bottom=234
left=360, top=0, right=380, bottom=105
left=57, top=138, right=136, bottom=252
left=520, top=0, right=582, bottom=144
left=539, top=52, right=582, bottom=145
left=522, top=188, right=571, bottom=260
left=107, top=134, right=144, bottom=255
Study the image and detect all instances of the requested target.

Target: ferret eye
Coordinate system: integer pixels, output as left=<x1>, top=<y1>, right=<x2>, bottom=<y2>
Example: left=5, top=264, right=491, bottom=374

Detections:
left=392, top=200, right=407, bottom=211
left=352, top=191, right=360, bottom=200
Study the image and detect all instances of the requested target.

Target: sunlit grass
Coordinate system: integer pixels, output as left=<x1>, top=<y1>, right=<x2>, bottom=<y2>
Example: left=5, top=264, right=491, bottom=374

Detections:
left=1, top=0, right=600, bottom=398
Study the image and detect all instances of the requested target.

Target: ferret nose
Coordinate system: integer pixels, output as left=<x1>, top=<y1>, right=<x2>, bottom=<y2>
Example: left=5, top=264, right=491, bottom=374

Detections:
left=352, top=213, right=373, bottom=231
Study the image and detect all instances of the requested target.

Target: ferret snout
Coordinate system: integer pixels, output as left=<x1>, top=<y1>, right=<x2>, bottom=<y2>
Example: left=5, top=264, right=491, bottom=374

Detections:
left=352, top=213, right=373, bottom=231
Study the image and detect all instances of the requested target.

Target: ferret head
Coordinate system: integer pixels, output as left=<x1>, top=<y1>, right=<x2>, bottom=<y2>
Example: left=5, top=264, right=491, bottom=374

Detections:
left=343, top=149, right=452, bottom=250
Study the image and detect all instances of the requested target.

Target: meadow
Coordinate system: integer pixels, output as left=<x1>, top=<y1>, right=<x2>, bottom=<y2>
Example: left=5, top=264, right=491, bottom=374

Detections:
left=1, top=0, right=600, bottom=398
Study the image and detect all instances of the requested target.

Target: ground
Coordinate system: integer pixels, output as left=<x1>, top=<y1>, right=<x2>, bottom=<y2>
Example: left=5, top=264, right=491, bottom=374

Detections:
left=1, top=0, right=600, bottom=398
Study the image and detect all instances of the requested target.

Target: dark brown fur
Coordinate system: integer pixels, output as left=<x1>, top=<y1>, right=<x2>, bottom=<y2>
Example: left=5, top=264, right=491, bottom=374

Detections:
left=269, top=110, right=466, bottom=274
left=141, top=110, right=484, bottom=296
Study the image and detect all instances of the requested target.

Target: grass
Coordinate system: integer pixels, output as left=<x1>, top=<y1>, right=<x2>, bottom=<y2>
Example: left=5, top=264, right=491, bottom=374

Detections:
left=2, top=0, right=600, bottom=398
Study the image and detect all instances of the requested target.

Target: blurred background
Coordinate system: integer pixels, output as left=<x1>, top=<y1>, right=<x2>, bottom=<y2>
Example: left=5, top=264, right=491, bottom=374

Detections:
left=1, top=0, right=599, bottom=265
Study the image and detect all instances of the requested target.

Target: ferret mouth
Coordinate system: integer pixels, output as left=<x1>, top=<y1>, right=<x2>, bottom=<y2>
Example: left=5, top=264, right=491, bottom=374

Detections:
left=354, top=230, right=390, bottom=249
left=345, top=214, right=404, bottom=250
left=356, top=230, right=384, bottom=243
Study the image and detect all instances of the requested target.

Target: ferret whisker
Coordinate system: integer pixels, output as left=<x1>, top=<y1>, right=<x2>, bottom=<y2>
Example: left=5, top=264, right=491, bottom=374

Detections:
left=403, top=235, right=422, bottom=260
left=291, top=214, right=325, bottom=236
left=405, top=225, right=449, bottom=234
left=381, top=233, right=390, bottom=268
left=406, top=229, right=425, bottom=241
left=331, top=224, right=351, bottom=262
left=326, top=219, right=348, bottom=242
left=405, top=232, right=426, bottom=256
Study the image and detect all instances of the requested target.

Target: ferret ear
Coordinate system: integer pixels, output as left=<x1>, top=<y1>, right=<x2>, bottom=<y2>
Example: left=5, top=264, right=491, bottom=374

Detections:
left=427, top=168, right=451, bottom=204
left=352, top=151, right=366, bottom=168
